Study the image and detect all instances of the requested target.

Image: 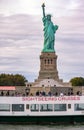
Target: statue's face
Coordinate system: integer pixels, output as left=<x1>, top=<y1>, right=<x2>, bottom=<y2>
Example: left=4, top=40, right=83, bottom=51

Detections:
left=47, top=15, right=51, bottom=21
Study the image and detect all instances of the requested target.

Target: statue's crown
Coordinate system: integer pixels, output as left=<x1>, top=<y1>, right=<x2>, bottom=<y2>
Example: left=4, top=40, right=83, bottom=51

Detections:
left=47, top=14, right=51, bottom=18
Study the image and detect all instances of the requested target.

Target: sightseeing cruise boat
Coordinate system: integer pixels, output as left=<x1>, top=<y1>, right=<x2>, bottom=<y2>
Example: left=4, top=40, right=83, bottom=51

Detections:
left=0, top=95, right=84, bottom=124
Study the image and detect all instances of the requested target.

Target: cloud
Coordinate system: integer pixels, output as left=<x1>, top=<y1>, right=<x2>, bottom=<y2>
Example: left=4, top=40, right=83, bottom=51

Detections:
left=0, top=14, right=43, bottom=81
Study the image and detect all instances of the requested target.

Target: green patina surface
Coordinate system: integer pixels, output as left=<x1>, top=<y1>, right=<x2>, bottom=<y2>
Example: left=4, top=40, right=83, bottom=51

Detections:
left=42, top=3, right=58, bottom=53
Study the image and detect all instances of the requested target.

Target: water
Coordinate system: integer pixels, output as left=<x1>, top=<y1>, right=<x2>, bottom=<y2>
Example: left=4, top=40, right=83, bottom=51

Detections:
left=0, top=125, right=84, bottom=130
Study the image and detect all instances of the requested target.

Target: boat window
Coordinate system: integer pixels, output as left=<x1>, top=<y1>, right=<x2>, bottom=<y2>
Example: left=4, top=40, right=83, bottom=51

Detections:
left=54, top=104, right=66, bottom=111
left=68, top=104, right=71, bottom=109
left=26, top=104, right=29, bottom=109
left=12, top=104, right=24, bottom=112
left=74, top=104, right=84, bottom=111
left=40, top=104, right=53, bottom=111
left=0, top=104, right=10, bottom=111
left=30, top=104, right=39, bottom=111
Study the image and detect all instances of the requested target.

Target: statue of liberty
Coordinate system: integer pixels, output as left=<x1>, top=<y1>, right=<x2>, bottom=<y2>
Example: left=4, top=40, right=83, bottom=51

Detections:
left=42, top=3, right=58, bottom=52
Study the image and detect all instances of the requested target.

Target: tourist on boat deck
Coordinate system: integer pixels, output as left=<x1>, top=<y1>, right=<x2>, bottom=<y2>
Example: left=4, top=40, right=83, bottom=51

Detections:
left=36, top=90, right=40, bottom=96
left=60, top=92, right=64, bottom=96
left=1, top=91, right=4, bottom=96
left=6, top=91, right=10, bottom=96
left=25, top=87, right=30, bottom=96
left=48, top=91, right=52, bottom=96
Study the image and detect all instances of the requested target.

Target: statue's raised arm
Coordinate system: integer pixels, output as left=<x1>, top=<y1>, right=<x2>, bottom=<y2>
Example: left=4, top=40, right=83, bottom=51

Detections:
left=42, top=3, right=45, bottom=18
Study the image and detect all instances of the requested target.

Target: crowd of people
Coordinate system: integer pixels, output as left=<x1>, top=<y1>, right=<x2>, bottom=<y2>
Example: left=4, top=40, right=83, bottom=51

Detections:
left=0, top=89, right=82, bottom=97
left=0, top=90, right=52, bottom=97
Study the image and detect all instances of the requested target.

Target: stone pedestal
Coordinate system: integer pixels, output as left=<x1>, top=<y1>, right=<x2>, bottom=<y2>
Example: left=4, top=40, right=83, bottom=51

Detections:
left=38, top=52, right=59, bottom=81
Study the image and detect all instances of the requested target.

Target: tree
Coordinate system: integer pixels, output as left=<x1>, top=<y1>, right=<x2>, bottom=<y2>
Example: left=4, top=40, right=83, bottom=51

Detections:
left=70, top=77, right=84, bottom=86
left=0, top=73, right=28, bottom=86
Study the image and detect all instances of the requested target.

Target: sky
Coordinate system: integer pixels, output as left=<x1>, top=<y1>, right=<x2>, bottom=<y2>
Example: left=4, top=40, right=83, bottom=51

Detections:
left=0, top=0, right=84, bottom=82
